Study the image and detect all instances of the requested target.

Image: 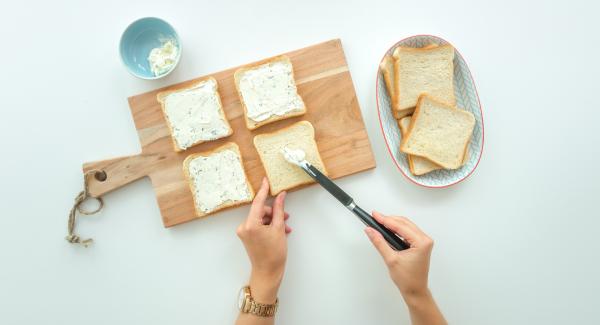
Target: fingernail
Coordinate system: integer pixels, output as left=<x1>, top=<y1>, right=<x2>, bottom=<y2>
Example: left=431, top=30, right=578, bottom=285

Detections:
left=364, top=228, right=373, bottom=237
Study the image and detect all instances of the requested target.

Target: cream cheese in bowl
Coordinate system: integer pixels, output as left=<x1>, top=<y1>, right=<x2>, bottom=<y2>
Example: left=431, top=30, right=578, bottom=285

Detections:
left=119, top=17, right=181, bottom=79
left=148, top=39, right=179, bottom=77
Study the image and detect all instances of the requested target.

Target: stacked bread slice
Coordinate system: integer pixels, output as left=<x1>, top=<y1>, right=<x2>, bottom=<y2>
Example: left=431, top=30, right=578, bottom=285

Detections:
left=380, top=43, right=475, bottom=176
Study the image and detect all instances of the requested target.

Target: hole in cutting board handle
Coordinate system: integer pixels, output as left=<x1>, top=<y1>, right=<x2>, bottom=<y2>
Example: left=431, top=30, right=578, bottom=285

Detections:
left=95, top=171, right=107, bottom=182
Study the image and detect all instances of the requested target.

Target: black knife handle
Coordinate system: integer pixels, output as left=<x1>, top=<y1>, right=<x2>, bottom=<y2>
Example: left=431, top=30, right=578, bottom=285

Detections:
left=352, top=205, right=410, bottom=251
left=306, top=165, right=353, bottom=206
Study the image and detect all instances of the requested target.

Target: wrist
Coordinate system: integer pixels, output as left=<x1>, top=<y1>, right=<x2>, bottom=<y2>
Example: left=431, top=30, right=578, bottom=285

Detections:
left=249, top=270, right=282, bottom=304
left=401, top=288, right=433, bottom=308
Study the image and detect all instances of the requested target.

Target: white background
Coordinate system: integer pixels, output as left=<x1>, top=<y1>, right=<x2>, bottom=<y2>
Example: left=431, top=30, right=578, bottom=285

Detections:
left=1, top=0, right=599, bottom=324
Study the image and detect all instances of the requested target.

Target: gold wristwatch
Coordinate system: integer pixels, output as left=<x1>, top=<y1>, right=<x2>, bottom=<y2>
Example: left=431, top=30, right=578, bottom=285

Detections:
left=238, top=286, right=278, bottom=317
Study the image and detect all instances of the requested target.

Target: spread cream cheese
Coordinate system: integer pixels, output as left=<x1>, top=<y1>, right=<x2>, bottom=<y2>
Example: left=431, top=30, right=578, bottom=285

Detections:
left=188, top=149, right=251, bottom=213
left=281, top=147, right=306, bottom=167
left=164, top=78, right=230, bottom=150
left=148, top=39, right=179, bottom=76
left=238, top=61, right=304, bottom=122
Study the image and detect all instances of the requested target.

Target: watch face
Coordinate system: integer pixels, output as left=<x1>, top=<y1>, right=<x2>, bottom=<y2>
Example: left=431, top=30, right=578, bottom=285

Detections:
left=237, top=287, right=246, bottom=310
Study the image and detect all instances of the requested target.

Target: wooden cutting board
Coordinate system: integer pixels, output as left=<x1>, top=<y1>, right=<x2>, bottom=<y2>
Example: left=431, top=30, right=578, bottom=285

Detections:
left=83, top=39, right=376, bottom=227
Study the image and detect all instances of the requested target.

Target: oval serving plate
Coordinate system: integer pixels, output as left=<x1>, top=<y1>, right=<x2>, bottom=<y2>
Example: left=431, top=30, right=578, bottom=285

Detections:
left=376, top=35, right=484, bottom=188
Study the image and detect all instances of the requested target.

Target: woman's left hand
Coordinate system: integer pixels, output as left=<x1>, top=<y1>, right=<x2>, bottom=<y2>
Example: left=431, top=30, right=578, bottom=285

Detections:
left=237, top=177, right=292, bottom=303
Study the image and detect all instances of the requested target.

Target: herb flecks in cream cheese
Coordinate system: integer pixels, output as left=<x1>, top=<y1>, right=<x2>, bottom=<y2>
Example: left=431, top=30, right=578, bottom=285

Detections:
left=239, top=61, right=304, bottom=122
left=164, top=78, right=230, bottom=150
left=188, top=149, right=251, bottom=213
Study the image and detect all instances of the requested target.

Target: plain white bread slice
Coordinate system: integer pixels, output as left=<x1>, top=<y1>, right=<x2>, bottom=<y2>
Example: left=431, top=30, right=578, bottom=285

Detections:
left=400, top=95, right=475, bottom=169
left=380, top=44, right=438, bottom=119
left=379, top=56, right=399, bottom=118
left=253, top=121, right=327, bottom=195
left=234, top=55, right=306, bottom=130
left=392, top=44, right=455, bottom=113
left=399, top=116, right=470, bottom=175
left=183, top=142, right=254, bottom=217
left=398, top=117, right=443, bottom=175
left=157, top=77, right=233, bottom=152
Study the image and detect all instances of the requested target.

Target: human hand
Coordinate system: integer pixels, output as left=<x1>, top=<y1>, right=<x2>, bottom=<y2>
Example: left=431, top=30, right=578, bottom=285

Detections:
left=236, top=177, right=292, bottom=303
left=364, top=212, right=434, bottom=304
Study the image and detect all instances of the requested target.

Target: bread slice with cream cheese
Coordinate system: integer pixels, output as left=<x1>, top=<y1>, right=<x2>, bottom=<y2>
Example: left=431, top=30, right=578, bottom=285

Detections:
left=157, top=77, right=232, bottom=152
left=183, top=142, right=254, bottom=217
left=234, top=55, right=306, bottom=130
left=253, top=121, right=327, bottom=195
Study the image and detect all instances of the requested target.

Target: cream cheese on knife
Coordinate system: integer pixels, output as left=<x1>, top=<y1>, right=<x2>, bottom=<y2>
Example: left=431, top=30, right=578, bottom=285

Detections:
left=281, top=147, right=306, bottom=167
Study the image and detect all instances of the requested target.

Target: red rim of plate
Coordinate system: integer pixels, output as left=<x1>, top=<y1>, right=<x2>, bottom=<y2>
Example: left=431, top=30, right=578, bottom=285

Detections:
left=375, top=34, right=485, bottom=189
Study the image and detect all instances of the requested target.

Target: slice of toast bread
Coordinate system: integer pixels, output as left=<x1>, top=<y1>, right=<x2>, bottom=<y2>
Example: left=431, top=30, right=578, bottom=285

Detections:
left=392, top=44, right=455, bottom=114
left=399, top=116, right=470, bottom=175
left=234, top=55, right=306, bottom=130
left=398, top=117, right=443, bottom=175
left=380, top=56, right=399, bottom=118
left=183, top=142, right=254, bottom=217
left=157, top=77, right=233, bottom=152
left=253, top=121, right=327, bottom=195
left=380, top=44, right=438, bottom=119
left=400, top=95, right=475, bottom=169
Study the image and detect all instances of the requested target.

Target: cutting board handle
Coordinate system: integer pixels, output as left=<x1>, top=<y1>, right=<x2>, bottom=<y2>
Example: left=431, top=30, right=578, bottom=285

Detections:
left=82, top=153, right=165, bottom=197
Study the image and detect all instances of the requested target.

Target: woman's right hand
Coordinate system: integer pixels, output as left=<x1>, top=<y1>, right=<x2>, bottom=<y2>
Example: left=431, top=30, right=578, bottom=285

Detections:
left=364, top=212, right=434, bottom=302
left=365, top=212, right=446, bottom=325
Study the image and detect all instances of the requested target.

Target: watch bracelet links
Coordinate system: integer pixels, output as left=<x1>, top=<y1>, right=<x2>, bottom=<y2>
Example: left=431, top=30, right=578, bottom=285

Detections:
left=248, top=298, right=278, bottom=317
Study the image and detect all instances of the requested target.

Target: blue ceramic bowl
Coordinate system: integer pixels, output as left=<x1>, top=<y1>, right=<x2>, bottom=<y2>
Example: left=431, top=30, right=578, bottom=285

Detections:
left=119, top=17, right=181, bottom=79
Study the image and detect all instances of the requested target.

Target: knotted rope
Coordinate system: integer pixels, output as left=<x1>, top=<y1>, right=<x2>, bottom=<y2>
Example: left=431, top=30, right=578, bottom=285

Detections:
left=66, top=170, right=105, bottom=247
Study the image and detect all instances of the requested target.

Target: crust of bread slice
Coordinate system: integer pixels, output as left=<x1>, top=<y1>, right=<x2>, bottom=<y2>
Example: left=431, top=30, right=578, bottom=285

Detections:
left=253, top=120, right=327, bottom=196
left=157, top=76, right=233, bottom=152
left=234, top=55, right=306, bottom=130
left=381, top=44, right=438, bottom=120
left=379, top=56, right=399, bottom=118
left=398, top=117, right=443, bottom=175
left=182, top=142, right=255, bottom=218
left=400, top=95, right=474, bottom=169
left=392, top=44, right=455, bottom=116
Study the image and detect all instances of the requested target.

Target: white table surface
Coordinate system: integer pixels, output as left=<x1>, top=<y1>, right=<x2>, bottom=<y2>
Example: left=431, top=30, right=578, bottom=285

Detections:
left=2, top=0, right=599, bottom=324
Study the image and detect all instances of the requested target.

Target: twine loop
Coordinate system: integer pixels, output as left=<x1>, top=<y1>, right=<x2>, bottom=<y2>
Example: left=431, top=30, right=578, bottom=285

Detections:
left=66, top=170, right=105, bottom=247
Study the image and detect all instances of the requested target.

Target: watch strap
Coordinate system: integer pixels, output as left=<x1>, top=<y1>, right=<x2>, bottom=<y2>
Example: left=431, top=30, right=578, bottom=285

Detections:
left=241, top=286, right=278, bottom=317
left=247, top=298, right=278, bottom=317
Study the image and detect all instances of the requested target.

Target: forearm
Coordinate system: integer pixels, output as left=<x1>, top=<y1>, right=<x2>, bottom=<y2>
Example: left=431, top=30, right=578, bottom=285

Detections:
left=236, top=312, right=274, bottom=325
left=403, top=289, right=447, bottom=325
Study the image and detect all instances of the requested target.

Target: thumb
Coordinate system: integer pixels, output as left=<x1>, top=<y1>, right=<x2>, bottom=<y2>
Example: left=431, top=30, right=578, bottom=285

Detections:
left=365, top=227, right=394, bottom=262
